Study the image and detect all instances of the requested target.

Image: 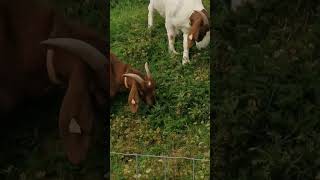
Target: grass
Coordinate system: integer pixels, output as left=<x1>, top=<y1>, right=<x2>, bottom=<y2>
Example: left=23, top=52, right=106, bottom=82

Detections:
left=213, top=0, right=320, bottom=179
left=110, top=0, right=210, bottom=179
left=0, top=1, right=105, bottom=179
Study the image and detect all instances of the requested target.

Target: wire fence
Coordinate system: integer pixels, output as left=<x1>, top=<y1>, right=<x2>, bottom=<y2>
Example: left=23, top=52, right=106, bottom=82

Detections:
left=111, top=152, right=210, bottom=179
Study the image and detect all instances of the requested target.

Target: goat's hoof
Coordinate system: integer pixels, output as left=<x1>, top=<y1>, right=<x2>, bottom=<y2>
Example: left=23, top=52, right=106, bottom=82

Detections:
left=182, top=58, right=190, bottom=65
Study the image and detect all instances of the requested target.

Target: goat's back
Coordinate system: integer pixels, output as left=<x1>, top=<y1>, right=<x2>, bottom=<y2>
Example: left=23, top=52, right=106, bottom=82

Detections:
left=0, top=0, right=56, bottom=113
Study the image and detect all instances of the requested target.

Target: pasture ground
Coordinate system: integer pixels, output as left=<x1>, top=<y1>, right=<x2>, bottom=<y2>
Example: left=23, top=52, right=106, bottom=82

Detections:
left=111, top=0, right=210, bottom=179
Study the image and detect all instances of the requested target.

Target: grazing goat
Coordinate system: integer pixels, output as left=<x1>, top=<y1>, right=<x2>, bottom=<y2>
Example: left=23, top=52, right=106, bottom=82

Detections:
left=148, top=0, right=210, bottom=64
left=0, top=0, right=155, bottom=165
left=109, top=53, right=156, bottom=113
left=0, top=0, right=107, bottom=165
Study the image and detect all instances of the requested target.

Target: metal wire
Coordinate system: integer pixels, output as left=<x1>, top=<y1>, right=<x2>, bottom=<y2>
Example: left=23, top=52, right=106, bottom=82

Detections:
left=110, top=152, right=209, bottom=178
left=111, top=152, right=210, bottom=162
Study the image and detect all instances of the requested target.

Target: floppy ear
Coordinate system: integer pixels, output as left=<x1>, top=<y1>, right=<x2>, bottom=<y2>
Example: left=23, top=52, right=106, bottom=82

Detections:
left=58, top=65, right=93, bottom=165
left=189, top=17, right=202, bottom=40
left=189, top=29, right=199, bottom=41
left=128, top=82, right=140, bottom=113
left=188, top=20, right=201, bottom=48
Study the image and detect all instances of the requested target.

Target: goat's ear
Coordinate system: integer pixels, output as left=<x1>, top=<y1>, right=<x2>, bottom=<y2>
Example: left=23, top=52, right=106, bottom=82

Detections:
left=128, top=83, right=140, bottom=113
left=188, top=32, right=197, bottom=49
left=59, top=67, right=93, bottom=165
left=189, top=12, right=202, bottom=42
left=189, top=25, right=200, bottom=42
left=188, top=23, right=200, bottom=48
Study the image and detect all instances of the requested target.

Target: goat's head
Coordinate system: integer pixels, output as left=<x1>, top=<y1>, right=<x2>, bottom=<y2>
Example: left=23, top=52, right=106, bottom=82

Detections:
left=42, top=38, right=108, bottom=107
left=41, top=38, right=107, bottom=165
left=122, top=62, right=156, bottom=113
left=188, top=10, right=210, bottom=50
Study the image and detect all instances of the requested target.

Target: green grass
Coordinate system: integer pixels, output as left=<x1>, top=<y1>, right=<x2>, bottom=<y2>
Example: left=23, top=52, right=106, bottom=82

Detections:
left=213, top=0, right=320, bottom=179
left=111, top=0, right=210, bottom=179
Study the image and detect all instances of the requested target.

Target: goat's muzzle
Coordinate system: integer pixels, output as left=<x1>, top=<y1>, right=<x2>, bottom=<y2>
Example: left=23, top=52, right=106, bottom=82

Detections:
left=144, top=98, right=155, bottom=108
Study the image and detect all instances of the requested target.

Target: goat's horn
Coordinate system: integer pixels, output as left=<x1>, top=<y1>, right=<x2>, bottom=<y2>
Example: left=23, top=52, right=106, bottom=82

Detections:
left=123, top=73, right=145, bottom=85
left=41, top=38, right=107, bottom=71
left=144, top=62, right=151, bottom=78
left=195, top=10, right=209, bottom=26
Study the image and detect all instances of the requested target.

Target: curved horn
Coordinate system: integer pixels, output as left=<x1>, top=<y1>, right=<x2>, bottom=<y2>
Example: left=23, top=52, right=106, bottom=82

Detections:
left=123, top=73, right=145, bottom=85
left=195, top=10, right=209, bottom=26
left=41, top=38, right=107, bottom=71
left=144, top=62, right=151, bottom=78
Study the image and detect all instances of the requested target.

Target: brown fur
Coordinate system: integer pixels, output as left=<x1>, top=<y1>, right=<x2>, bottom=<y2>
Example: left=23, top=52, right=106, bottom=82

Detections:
left=0, top=0, right=107, bottom=165
left=188, top=9, right=210, bottom=48
left=109, top=52, right=156, bottom=112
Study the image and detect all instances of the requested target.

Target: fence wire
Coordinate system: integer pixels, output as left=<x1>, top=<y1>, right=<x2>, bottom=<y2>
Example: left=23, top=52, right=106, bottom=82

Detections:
left=110, top=152, right=209, bottom=179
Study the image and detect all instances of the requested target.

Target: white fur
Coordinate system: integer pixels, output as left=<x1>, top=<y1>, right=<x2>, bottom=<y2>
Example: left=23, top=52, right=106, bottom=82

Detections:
left=183, top=33, right=190, bottom=64
left=196, top=31, right=210, bottom=49
left=148, top=0, right=210, bottom=64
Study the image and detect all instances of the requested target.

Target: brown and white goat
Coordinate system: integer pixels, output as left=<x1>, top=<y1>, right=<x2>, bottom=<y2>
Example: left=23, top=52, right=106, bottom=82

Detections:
left=0, top=0, right=108, bottom=164
left=148, top=0, right=210, bottom=64
left=0, top=0, right=156, bottom=165
left=109, top=52, right=156, bottom=113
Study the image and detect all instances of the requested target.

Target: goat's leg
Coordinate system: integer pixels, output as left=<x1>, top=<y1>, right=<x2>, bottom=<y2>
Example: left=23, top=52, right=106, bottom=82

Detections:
left=182, top=33, right=190, bottom=64
left=148, top=0, right=154, bottom=28
left=165, top=23, right=178, bottom=54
